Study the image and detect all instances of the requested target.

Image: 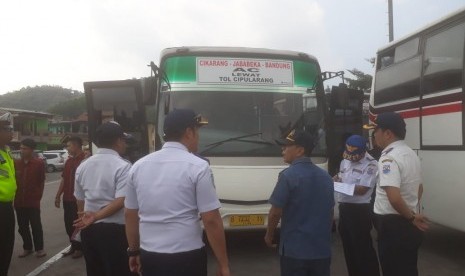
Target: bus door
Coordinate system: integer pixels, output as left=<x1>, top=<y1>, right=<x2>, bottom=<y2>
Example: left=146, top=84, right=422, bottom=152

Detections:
left=84, top=79, right=150, bottom=163
left=326, top=84, right=364, bottom=175
left=420, top=22, right=465, bottom=148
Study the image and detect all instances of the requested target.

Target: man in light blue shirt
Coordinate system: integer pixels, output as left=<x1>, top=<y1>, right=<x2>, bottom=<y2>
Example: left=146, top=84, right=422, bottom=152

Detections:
left=125, top=109, right=230, bottom=276
left=73, top=121, right=132, bottom=276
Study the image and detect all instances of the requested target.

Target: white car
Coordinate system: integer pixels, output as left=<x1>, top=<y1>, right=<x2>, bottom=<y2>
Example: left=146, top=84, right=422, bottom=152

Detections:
left=43, top=151, right=67, bottom=173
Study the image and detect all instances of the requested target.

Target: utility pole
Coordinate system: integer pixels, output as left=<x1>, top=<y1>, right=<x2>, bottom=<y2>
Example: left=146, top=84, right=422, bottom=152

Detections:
left=388, top=0, right=394, bottom=42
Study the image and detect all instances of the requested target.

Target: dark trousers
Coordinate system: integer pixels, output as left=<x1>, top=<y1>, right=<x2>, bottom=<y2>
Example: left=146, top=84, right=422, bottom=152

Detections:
left=280, top=256, right=330, bottom=276
left=375, top=214, right=423, bottom=276
left=338, top=203, right=380, bottom=276
left=140, top=247, right=207, bottom=276
left=0, top=202, right=15, bottom=276
left=63, top=201, right=81, bottom=251
left=81, top=223, right=131, bottom=276
left=15, top=207, right=44, bottom=251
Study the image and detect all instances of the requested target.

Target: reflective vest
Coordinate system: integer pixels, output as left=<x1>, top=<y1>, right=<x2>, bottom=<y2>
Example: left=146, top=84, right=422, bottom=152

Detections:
left=0, top=147, right=16, bottom=202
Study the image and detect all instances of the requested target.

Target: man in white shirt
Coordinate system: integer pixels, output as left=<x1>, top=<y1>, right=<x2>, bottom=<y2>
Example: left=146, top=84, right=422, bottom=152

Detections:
left=364, top=112, right=429, bottom=276
left=125, top=109, right=230, bottom=276
left=335, top=135, right=379, bottom=276
left=73, top=121, right=132, bottom=276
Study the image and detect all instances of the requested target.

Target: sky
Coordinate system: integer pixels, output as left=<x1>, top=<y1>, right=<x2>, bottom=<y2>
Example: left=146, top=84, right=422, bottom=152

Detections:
left=0, top=0, right=464, bottom=95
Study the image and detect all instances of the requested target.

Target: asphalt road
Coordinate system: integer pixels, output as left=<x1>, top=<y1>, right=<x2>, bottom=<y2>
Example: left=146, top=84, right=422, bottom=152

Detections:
left=7, top=171, right=465, bottom=276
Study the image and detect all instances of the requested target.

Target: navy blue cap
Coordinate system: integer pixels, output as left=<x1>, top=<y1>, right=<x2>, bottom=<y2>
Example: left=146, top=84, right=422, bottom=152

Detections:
left=163, top=109, right=208, bottom=136
left=96, top=121, right=130, bottom=142
left=343, top=135, right=366, bottom=161
left=275, top=129, right=315, bottom=152
left=364, top=112, right=406, bottom=137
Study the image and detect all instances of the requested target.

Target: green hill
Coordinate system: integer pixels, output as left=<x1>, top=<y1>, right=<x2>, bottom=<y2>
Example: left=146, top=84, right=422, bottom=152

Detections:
left=0, top=85, right=83, bottom=112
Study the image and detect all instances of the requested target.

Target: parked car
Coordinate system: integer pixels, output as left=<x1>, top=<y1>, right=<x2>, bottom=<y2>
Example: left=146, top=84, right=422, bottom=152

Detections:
left=10, top=150, right=48, bottom=170
left=44, top=150, right=69, bottom=161
left=43, top=152, right=66, bottom=173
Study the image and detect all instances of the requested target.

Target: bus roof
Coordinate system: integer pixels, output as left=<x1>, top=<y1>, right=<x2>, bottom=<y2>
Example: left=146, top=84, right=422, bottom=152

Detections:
left=160, top=46, right=318, bottom=63
left=377, top=6, right=465, bottom=53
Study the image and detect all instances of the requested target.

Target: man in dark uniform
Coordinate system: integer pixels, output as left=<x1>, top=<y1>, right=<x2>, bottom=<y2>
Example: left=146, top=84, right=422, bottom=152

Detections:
left=265, top=129, right=334, bottom=276
left=0, top=112, right=16, bottom=276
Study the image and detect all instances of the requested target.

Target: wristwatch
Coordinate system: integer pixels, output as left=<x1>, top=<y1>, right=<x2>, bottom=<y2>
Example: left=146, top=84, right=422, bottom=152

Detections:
left=127, top=247, right=140, bottom=257
left=408, top=213, right=416, bottom=222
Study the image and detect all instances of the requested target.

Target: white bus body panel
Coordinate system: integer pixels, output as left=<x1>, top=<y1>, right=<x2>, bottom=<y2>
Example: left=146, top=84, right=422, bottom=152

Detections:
left=418, top=150, right=465, bottom=231
left=210, top=157, right=328, bottom=230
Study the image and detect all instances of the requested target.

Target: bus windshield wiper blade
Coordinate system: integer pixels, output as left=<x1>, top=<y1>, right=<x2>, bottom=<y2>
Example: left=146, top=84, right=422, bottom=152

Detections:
left=200, top=132, right=273, bottom=155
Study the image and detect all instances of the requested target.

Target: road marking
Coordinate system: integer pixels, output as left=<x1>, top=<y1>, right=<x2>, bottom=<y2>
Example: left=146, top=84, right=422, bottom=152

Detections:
left=26, top=246, right=70, bottom=276
left=45, top=179, right=61, bottom=186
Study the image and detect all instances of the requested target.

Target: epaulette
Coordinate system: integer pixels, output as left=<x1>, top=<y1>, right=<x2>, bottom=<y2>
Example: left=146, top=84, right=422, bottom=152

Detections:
left=381, top=147, right=393, bottom=156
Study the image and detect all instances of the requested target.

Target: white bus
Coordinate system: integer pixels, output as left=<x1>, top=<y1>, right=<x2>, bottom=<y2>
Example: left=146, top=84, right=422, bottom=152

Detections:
left=370, top=8, right=465, bottom=231
left=84, top=47, right=362, bottom=229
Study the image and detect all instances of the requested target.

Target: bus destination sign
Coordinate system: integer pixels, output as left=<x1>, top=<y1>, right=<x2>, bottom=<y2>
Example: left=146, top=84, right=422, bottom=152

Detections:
left=197, top=57, right=294, bottom=87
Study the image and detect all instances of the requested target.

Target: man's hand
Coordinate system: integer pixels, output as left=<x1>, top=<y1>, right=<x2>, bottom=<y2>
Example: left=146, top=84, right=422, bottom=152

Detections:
left=412, top=213, right=429, bottom=231
left=54, top=197, right=60, bottom=208
left=216, top=265, right=230, bottom=276
left=73, top=211, right=97, bottom=230
left=264, top=231, right=277, bottom=249
left=129, top=256, right=141, bottom=274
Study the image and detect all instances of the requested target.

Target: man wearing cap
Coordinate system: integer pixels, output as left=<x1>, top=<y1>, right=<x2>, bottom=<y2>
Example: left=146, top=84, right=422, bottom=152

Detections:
left=364, top=112, right=428, bottom=276
left=54, top=136, right=85, bottom=258
left=265, top=129, right=334, bottom=276
left=0, top=112, right=16, bottom=276
left=73, top=121, right=132, bottom=276
left=334, top=135, right=380, bottom=276
left=125, top=109, right=230, bottom=276
left=14, top=139, right=47, bottom=258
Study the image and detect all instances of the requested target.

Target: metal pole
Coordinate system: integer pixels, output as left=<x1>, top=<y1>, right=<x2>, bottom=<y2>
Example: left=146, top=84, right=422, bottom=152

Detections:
left=388, top=0, right=394, bottom=42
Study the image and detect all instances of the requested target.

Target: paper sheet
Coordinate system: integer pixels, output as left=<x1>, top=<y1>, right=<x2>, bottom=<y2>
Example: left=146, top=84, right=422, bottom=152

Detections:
left=334, top=182, right=355, bottom=196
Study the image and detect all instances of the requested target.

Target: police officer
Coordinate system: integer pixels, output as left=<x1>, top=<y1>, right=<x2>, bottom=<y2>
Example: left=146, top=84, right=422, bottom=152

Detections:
left=265, top=129, right=334, bottom=276
left=334, top=135, right=380, bottom=276
left=0, top=112, right=16, bottom=276
left=364, top=112, right=428, bottom=276
left=125, top=109, right=230, bottom=276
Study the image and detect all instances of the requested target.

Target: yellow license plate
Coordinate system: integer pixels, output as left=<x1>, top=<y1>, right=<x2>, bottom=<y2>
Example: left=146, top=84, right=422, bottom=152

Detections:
left=229, top=215, right=265, bottom=226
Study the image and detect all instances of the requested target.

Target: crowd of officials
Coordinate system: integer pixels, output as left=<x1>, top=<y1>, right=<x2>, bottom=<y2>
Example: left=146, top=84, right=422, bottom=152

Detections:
left=0, top=109, right=429, bottom=276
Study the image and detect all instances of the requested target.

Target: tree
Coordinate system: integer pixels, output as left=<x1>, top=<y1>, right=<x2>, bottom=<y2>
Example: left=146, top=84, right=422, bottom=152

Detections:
left=344, top=68, right=373, bottom=91
left=48, top=96, right=86, bottom=119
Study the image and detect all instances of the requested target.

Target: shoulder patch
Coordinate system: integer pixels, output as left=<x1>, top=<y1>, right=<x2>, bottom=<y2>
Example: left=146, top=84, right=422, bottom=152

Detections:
left=382, top=164, right=391, bottom=174
left=367, top=166, right=376, bottom=175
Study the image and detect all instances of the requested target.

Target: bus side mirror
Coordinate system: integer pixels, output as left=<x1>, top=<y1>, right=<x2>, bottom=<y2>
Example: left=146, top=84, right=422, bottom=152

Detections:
left=142, top=76, right=158, bottom=105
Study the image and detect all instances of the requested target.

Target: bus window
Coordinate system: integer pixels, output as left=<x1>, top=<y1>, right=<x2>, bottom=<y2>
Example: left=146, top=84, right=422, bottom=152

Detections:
left=423, top=22, right=465, bottom=94
left=394, top=37, right=419, bottom=63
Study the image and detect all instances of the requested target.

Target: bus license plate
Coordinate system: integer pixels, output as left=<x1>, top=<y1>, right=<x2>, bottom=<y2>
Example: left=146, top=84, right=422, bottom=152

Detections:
left=229, top=215, right=265, bottom=226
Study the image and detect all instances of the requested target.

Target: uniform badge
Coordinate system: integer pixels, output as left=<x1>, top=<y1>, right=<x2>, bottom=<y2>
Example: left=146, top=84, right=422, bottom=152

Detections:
left=382, top=164, right=391, bottom=174
left=367, top=167, right=375, bottom=175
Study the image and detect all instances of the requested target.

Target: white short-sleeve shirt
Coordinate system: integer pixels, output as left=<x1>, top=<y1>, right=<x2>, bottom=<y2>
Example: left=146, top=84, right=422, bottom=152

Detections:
left=125, top=142, right=221, bottom=253
left=336, top=152, right=378, bottom=204
left=374, top=140, right=422, bottom=215
left=74, top=148, right=131, bottom=224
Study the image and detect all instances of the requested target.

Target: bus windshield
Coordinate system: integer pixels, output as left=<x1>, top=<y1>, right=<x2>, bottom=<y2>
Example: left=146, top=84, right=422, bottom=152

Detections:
left=157, top=90, right=325, bottom=157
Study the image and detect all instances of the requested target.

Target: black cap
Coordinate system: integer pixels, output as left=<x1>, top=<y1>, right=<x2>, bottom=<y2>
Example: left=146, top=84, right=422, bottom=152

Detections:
left=95, top=121, right=130, bottom=145
left=275, top=129, right=315, bottom=151
left=363, top=112, right=406, bottom=137
left=163, top=109, right=208, bottom=136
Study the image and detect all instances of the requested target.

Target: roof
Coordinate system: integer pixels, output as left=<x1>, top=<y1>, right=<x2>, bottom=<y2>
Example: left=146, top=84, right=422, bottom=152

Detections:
left=0, top=107, right=54, bottom=118
left=160, top=46, right=318, bottom=63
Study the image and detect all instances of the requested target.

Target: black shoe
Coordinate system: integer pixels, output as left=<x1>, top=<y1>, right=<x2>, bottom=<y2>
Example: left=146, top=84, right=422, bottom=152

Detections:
left=62, top=248, right=75, bottom=257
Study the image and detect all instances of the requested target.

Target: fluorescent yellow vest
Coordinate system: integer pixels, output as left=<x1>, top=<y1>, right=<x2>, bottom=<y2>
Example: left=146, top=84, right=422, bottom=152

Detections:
left=0, top=147, right=16, bottom=202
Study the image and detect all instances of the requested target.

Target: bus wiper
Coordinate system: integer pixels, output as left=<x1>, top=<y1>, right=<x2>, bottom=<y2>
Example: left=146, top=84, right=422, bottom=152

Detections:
left=200, top=132, right=273, bottom=155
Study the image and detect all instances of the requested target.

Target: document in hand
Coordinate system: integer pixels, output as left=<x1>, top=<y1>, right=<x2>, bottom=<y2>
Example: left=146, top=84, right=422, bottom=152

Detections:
left=334, top=182, right=355, bottom=196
